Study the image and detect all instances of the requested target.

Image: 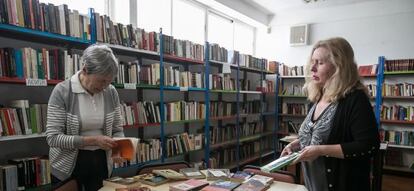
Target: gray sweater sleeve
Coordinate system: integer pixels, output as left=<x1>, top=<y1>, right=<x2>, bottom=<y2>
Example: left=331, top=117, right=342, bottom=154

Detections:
left=46, top=83, right=83, bottom=149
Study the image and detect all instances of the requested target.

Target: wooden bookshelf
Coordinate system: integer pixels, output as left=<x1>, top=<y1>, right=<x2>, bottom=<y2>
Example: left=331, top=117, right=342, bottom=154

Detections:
left=380, top=120, right=414, bottom=125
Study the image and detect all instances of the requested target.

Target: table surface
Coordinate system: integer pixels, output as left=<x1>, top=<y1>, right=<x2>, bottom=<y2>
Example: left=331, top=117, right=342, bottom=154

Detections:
left=99, top=178, right=308, bottom=191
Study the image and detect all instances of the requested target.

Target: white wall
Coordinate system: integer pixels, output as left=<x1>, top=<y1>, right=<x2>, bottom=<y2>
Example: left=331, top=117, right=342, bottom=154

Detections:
left=258, top=0, right=414, bottom=66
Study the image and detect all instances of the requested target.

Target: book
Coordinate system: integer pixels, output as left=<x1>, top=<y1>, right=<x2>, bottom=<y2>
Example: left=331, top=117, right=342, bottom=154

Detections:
left=260, top=152, right=300, bottom=172
left=112, top=137, right=139, bottom=161
left=205, top=169, right=231, bottom=181
left=229, top=171, right=253, bottom=183
left=248, top=175, right=273, bottom=186
left=233, top=179, right=269, bottom=191
left=169, top=179, right=209, bottom=191
left=201, top=180, right=240, bottom=191
left=134, top=173, right=169, bottom=186
left=103, top=176, right=141, bottom=189
left=180, top=168, right=206, bottom=179
left=152, top=169, right=186, bottom=180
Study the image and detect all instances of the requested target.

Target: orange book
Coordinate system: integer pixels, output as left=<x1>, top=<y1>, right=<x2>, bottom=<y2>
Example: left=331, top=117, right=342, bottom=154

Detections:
left=112, top=138, right=135, bottom=161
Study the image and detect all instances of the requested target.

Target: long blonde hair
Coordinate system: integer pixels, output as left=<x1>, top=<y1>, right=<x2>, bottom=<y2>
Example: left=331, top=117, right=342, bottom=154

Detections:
left=304, top=37, right=367, bottom=103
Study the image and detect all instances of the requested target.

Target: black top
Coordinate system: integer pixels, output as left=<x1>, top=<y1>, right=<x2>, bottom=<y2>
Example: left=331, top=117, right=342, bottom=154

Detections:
left=324, top=89, right=380, bottom=191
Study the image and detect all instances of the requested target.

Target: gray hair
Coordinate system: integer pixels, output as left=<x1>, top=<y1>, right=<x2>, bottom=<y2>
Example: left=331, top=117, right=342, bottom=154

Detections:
left=81, top=44, right=118, bottom=77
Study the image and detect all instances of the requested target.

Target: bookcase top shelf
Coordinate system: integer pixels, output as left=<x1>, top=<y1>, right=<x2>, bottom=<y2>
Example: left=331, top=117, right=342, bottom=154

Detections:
left=384, top=71, right=414, bottom=75
left=0, top=24, right=90, bottom=47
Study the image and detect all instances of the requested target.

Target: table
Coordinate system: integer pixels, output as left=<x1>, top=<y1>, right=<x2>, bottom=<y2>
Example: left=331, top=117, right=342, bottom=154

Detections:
left=99, top=179, right=308, bottom=191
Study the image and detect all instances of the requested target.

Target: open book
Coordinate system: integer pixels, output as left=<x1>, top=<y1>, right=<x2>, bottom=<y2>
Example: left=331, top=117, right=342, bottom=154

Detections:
left=260, top=152, right=300, bottom=172
left=112, top=137, right=139, bottom=166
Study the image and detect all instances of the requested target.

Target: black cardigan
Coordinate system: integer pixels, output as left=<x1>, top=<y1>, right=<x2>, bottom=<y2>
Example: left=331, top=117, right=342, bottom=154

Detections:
left=324, top=89, right=380, bottom=191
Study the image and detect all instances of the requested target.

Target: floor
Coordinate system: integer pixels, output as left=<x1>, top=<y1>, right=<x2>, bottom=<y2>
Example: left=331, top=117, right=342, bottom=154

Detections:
left=382, top=174, right=414, bottom=191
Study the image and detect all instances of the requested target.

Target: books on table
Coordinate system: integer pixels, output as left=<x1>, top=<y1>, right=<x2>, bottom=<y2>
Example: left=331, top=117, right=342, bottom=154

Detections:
left=234, top=179, right=269, bottom=191
left=152, top=169, right=187, bottom=180
left=201, top=180, right=241, bottom=191
left=103, top=176, right=141, bottom=189
left=134, top=173, right=169, bottom=186
left=180, top=168, right=206, bottom=179
left=229, top=171, right=253, bottom=183
left=169, top=179, right=209, bottom=191
left=260, top=152, right=300, bottom=172
left=206, top=169, right=231, bottom=181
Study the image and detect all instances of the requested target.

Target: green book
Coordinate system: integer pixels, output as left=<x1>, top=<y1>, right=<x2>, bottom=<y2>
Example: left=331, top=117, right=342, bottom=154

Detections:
left=260, top=152, right=300, bottom=172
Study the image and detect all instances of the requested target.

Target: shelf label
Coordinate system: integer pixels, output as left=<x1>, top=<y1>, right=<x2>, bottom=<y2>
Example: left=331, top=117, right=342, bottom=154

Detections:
left=124, top=83, right=136, bottom=89
left=26, top=79, right=47, bottom=86
left=180, top=87, right=189, bottom=91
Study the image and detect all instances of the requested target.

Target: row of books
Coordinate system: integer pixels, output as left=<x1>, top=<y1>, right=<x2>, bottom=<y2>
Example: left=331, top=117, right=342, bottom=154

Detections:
left=279, top=64, right=304, bottom=76
left=163, top=35, right=205, bottom=61
left=385, top=59, right=414, bottom=72
left=358, top=64, right=377, bottom=76
left=257, top=80, right=275, bottom=93
left=0, top=47, right=80, bottom=80
left=210, top=141, right=261, bottom=167
left=366, top=84, right=377, bottom=97
left=281, top=103, right=310, bottom=115
left=0, top=100, right=47, bottom=137
left=240, top=101, right=263, bottom=114
left=278, top=121, right=301, bottom=135
left=0, top=157, right=50, bottom=191
left=380, top=104, right=414, bottom=121
left=0, top=0, right=90, bottom=40
left=211, top=74, right=236, bottom=91
left=209, top=122, right=263, bottom=145
left=165, top=133, right=203, bottom=157
left=382, top=83, right=414, bottom=97
left=280, top=84, right=305, bottom=96
left=380, top=129, right=414, bottom=146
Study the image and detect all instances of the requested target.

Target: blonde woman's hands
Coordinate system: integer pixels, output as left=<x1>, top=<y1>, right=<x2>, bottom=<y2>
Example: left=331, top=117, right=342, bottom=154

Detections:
left=293, top=145, right=321, bottom=164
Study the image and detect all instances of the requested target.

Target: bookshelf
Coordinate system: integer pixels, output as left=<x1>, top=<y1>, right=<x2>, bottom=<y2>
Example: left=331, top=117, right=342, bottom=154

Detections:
left=275, top=70, right=309, bottom=147
left=375, top=57, right=414, bottom=176
left=0, top=2, right=279, bottom=189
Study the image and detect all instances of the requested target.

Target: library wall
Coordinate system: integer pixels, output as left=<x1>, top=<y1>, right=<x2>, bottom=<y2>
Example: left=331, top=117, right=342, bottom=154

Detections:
left=260, top=0, right=414, bottom=66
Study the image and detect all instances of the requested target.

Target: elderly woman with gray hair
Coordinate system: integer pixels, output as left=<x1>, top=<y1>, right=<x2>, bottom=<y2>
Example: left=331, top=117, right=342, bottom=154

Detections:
left=46, top=44, right=124, bottom=190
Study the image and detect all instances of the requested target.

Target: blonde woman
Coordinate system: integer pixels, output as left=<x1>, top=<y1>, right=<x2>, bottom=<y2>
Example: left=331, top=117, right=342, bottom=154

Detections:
left=281, top=37, right=380, bottom=191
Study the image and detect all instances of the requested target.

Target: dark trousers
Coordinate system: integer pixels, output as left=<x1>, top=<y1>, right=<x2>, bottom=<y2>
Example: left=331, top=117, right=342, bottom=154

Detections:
left=52, top=149, right=108, bottom=191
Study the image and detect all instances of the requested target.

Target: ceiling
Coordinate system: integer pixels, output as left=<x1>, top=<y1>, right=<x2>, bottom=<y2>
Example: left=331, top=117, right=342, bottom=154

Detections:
left=242, top=0, right=380, bottom=23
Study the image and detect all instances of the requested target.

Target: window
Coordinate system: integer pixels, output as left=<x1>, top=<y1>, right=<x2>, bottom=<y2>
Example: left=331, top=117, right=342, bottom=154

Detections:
left=137, top=0, right=171, bottom=35
left=172, top=0, right=205, bottom=44
left=113, top=0, right=130, bottom=25
left=234, top=21, right=254, bottom=55
left=208, top=12, right=233, bottom=50
left=39, top=0, right=106, bottom=15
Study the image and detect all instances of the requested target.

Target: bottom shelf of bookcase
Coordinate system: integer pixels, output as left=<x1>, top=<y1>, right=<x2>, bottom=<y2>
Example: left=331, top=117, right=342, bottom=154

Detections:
left=383, top=165, right=414, bottom=177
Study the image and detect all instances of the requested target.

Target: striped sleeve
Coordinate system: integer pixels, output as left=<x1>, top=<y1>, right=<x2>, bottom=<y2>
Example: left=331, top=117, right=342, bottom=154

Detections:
left=46, top=84, right=82, bottom=149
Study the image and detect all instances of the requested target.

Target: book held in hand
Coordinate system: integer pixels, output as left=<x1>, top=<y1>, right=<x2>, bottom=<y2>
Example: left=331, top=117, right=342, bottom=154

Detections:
left=169, top=179, right=209, bottom=191
left=260, top=152, right=300, bottom=172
